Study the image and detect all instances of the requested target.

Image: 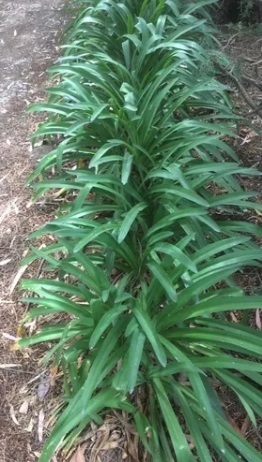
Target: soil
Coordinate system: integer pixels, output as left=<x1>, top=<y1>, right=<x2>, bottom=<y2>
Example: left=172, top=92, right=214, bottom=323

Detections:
left=0, top=3, right=262, bottom=462
left=0, top=1, right=69, bottom=461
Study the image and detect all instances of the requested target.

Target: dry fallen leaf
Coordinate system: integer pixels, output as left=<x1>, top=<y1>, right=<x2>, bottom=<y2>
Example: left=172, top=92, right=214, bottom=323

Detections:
left=101, top=441, right=119, bottom=450
left=240, top=415, right=250, bottom=435
left=38, top=409, right=45, bottom=442
left=10, top=404, right=20, bottom=425
left=17, top=325, right=26, bottom=338
left=37, top=377, right=50, bottom=401
left=2, top=332, right=19, bottom=342
left=255, top=309, right=262, bottom=330
left=69, top=444, right=87, bottom=462
left=19, top=401, right=29, bottom=414
left=226, top=412, right=242, bottom=436
left=24, top=318, right=37, bottom=336
left=9, top=264, right=28, bottom=294
left=50, top=365, right=59, bottom=386
left=0, top=258, right=12, bottom=266
left=26, top=418, right=34, bottom=433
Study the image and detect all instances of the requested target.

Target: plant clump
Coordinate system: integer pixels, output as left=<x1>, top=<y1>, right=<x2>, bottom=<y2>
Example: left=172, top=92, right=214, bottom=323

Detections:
left=19, top=1, right=262, bottom=461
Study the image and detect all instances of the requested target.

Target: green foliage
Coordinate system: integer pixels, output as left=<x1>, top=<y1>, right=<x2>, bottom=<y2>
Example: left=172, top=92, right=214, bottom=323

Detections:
left=20, top=0, right=262, bottom=461
left=239, top=0, right=256, bottom=20
left=219, top=0, right=262, bottom=25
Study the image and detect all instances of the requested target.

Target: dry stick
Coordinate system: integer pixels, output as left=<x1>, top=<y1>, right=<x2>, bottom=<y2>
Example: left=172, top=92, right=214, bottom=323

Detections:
left=216, top=63, right=262, bottom=118
left=250, top=58, right=262, bottom=67
left=242, top=74, right=262, bottom=92
left=222, top=32, right=240, bottom=50
left=243, top=56, right=261, bottom=63
left=243, top=55, right=262, bottom=66
left=243, top=103, right=262, bottom=117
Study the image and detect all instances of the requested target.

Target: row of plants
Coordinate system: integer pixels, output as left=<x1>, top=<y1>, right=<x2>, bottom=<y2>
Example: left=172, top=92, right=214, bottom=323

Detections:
left=18, top=1, right=262, bottom=461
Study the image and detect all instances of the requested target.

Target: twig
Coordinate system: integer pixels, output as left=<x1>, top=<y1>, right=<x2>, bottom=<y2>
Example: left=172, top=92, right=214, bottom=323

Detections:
left=242, top=74, right=262, bottom=91
left=215, top=62, right=262, bottom=118
left=249, top=59, right=262, bottom=67
left=243, top=56, right=261, bottom=63
left=222, top=32, right=239, bottom=50
left=244, top=103, right=262, bottom=117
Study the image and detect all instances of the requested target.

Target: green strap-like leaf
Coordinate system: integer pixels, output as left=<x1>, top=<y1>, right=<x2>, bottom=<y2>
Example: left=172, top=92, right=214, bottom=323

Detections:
left=133, top=303, right=167, bottom=367
left=89, top=304, right=127, bottom=348
left=153, top=378, right=195, bottom=462
left=147, top=261, right=177, bottom=301
left=118, top=202, right=147, bottom=243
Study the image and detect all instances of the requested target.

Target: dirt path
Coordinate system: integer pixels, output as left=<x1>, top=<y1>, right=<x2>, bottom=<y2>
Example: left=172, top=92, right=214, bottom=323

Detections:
left=0, top=2, right=68, bottom=460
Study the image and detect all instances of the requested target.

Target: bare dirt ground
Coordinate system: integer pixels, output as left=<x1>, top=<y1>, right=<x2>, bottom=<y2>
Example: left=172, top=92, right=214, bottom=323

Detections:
left=0, top=2, right=68, bottom=461
left=0, top=3, right=262, bottom=462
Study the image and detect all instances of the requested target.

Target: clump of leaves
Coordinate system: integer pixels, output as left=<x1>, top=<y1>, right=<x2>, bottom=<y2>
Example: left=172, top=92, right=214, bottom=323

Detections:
left=19, top=1, right=262, bottom=461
